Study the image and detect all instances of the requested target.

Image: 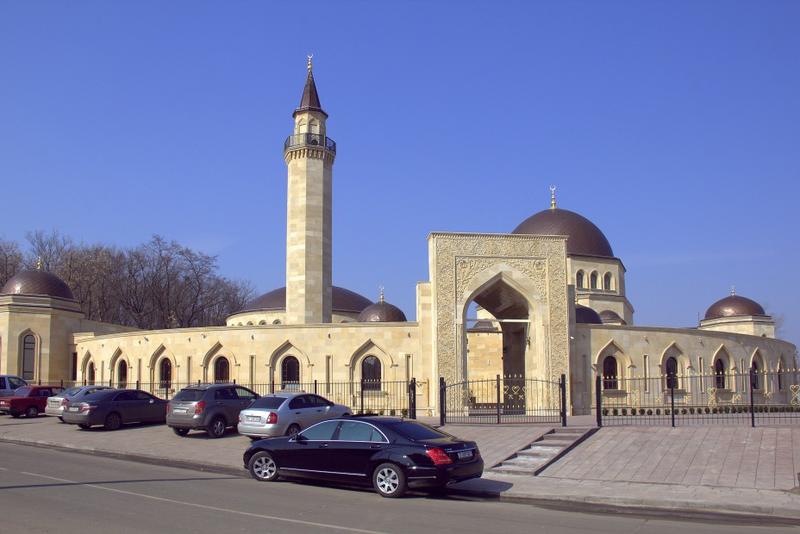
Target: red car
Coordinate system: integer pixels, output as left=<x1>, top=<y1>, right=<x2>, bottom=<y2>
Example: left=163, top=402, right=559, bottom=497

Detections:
left=0, top=385, right=64, bottom=418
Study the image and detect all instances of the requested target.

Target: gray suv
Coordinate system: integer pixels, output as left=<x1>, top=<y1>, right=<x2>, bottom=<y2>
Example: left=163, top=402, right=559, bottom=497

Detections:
left=166, top=384, right=259, bottom=438
left=0, top=375, right=28, bottom=397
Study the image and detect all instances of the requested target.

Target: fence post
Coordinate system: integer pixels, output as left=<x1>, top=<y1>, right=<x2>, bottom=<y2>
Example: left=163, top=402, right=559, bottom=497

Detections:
left=560, top=374, right=567, bottom=427
left=439, top=377, right=446, bottom=426
left=496, top=374, right=501, bottom=424
left=314, top=379, right=317, bottom=395
left=595, top=374, right=603, bottom=428
left=749, top=368, right=756, bottom=428
left=670, top=379, right=676, bottom=427
left=136, top=379, right=140, bottom=391
left=408, top=378, right=417, bottom=419
left=60, top=379, right=64, bottom=388
left=360, top=378, right=365, bottom=414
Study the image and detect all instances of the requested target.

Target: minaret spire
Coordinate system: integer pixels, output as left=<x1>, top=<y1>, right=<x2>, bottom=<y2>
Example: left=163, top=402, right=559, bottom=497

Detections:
left=295, top=54, right=325, bottom=117
left=550, top=185, right=557, bottom=209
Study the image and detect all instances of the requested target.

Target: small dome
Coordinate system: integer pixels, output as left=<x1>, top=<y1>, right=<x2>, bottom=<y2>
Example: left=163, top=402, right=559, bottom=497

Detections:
left=1, top=269, right=75, bottom=300
left=575, top=305, right=602, bottom=324
left=358, top=300, right=407, bottom=323
left=704, top=294, right=766, bottom=320
left=599, top=310, right=627, bottom=325
left=236, top=286, right=372, bottom=315
left=512, top=208, right=614, bottom=258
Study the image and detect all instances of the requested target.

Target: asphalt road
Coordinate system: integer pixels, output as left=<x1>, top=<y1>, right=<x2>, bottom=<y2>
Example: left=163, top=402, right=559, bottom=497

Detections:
left=0, top=443, right=796, bottom=534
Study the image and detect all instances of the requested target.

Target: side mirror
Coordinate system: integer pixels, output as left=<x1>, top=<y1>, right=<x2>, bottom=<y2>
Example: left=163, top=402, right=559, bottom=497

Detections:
left=294, top=433, right=307, bottom=443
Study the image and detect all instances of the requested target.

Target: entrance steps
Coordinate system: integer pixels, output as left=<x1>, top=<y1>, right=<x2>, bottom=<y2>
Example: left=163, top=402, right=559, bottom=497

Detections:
left=490, top=427, right=596, bottom=476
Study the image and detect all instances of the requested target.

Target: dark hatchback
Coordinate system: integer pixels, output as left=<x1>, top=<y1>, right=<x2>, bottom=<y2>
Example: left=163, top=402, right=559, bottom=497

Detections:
left=62, top=389, right=167, bottom=430
left=243, top=417, right=483, bottom=498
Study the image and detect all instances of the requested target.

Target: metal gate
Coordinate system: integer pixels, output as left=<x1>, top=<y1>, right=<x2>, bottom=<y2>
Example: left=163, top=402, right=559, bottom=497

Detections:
left=439, top=374, right=566, bottom=425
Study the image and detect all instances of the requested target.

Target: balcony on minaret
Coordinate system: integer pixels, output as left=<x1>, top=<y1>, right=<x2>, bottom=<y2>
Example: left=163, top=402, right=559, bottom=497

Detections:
left=283, top=133, right=336, bottom=155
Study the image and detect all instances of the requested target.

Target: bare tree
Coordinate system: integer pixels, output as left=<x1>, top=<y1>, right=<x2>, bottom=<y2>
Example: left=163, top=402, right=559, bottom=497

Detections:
left=0, top=239, right=23, bottom=287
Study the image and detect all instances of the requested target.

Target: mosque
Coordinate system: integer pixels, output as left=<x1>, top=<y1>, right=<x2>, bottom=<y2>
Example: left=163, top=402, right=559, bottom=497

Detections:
left=0, top=60, right=796, bottom=415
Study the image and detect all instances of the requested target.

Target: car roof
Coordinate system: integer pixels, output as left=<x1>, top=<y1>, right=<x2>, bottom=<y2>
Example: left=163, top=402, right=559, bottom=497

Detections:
left=179, top=383, right=241, bottom=391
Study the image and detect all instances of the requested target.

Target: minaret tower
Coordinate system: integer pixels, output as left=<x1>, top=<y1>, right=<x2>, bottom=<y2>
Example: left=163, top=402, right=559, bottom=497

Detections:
left=284, top=56, right=335, bottom=324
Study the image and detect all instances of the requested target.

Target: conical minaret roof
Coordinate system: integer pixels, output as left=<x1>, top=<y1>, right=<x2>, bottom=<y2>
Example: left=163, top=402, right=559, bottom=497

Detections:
left=294, top=56, right=326, bottom=117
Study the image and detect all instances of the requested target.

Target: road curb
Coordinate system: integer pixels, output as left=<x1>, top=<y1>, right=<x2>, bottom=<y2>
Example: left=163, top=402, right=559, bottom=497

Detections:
left=3, top=436, right=799, bottom=525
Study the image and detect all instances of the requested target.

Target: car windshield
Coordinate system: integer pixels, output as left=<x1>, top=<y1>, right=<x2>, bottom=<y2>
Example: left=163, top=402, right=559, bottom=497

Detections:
left=391, top=421, right=452, bottom=441
left=14, top=387, right=32, bottom=397
left=62, top=387, right=83, bottom=397
left=248, top=396, right=287, bottom=409
left=173, top=389, right=205, bottom=401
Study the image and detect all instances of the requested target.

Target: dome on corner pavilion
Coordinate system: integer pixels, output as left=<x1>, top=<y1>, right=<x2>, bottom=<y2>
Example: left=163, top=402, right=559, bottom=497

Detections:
left=358, top=300, right=407, bottom=323
left=704, top=294, right=767, bottom=320
left=512, top=208, right=614, bottom=258
left=575, top=305, right=602, bottom=324
left=1, top=269, right=75, bottom=300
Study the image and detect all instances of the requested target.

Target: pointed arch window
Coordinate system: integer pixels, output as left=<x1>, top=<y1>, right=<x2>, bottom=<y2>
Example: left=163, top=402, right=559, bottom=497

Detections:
left=751, top=359, right=761, bottom=390
left=281, top=356, right=300, bottom=387
left=87, top=362, right=96, bottom=385
left=665, top=357, right=678, bottom=390
left=602, top=356, right=618, bottom=390
left=361, top=356, right=382, bottom=391
left=590, top=272, right=599, bottom=289
left=117, top=360, right=128, bottom=388
left=603, top=273, right=613, bottom=291
left=214, top=356, right=230, bottom=383
left=159, top=359, right=172, bottom=389
left=714, top=358, right=726, bottom=389
left=576, top=271, right=585, bottom=289
left=22, top=334, right=36, bottom=380
left=777, top=360, right=785, bottom=391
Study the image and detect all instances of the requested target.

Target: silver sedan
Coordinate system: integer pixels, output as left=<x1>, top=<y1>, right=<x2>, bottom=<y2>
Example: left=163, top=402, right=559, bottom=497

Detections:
left=46, top=385, right=113, bottom=418
left=237, top=392, right=350, bottom=438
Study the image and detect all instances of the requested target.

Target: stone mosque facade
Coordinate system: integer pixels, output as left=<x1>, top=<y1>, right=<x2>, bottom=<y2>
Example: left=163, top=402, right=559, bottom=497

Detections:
left=0, top=63, right=796, bottom=415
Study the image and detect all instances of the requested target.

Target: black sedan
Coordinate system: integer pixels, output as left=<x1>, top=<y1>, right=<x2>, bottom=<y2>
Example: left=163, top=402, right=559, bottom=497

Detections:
left=243, top=417, right=483, bottom=498
left=62, top=389, right=167, bottom=430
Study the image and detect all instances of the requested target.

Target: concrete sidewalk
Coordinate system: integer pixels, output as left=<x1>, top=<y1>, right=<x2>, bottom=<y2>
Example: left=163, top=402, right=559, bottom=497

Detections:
left=2, top=416, right=799, bottom=523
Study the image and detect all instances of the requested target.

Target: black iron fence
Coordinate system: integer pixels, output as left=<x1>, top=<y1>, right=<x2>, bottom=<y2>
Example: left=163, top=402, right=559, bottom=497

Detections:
left=283, top=133, right=336, bottom=153
left=45, top=378, right=416, bottom=418
left=439, top=374, right=566, bottom=425
left=595, top=369, right=800, bottom=427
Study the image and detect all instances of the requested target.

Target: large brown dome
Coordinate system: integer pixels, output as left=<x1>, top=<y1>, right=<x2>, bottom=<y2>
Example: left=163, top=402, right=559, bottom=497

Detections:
left=704, top=294, right=766, bottom=320
left=1, top=269, right=75, bottom=300
left=512, top=208, right=614, bottom=258
left=237, top=286, right=372, bottom=315
left=358, top=301, right=407, bottom=323
left=575, top=305, right=603, bottom=324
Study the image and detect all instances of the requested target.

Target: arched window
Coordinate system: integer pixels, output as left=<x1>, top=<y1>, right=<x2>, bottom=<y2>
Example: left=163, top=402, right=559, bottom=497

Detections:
left=117, top=360, right=128, bottom=388
left=576, top=271, right=585, bottom=289
left=159, top=359, right=172, bottom=389
left=246, top=321, right=253, bottom=326
left=281, top=356, right=300, bottom=387
left=258, top=320, right=267, bottom=325
left=272, top=319, right=281, bottom=325
left=603, top=273, right=613, bottom=291
left=751, top=359, right=761, bottom=390
left=777, top=359, right=785, bottom=391
left=87, top=362, right=96, bottom=385
left=602, top=356, right=618, bottom=390
left=665, top=357, right=678, bottom=390
left=361, top=356, right=382, bottom=391
left=22, top=334, right=36, bottom=380
left=590, top=271, right=599, bottom=289
left=714, top=358, right=726, bottom=389
left=214, top=356, right=230, bottom=383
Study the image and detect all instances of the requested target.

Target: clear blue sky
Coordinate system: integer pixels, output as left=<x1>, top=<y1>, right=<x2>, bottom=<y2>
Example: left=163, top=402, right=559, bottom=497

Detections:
left=1, top=1, right=798, bottom=348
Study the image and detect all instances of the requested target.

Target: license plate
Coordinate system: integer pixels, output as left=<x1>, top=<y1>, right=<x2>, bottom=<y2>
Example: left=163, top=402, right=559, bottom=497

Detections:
left=246, top=416, right=260, bottom=422
left=173, top=409, right=187, bottom=414
left=457, top=450, right=473, bottom=459
left=68, top=406, right=80, bottom=412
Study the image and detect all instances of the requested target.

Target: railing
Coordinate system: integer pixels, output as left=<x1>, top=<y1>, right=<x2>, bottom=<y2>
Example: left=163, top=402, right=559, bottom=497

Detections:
left=595, top=369, right=800, bottom=427
left=58, top=378, right=416, bottom=419
left=283, top=133, right=336, bottom=153
left=439, top=374, right=566, bottom=425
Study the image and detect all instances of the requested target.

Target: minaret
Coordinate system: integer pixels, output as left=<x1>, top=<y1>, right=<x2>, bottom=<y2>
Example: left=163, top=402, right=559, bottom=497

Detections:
left=284, top=56, right=335, bottom=324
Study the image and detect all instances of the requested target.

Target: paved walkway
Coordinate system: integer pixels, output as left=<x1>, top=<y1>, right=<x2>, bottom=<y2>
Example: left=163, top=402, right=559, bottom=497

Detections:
left=542, top=426, right=800, bottom=491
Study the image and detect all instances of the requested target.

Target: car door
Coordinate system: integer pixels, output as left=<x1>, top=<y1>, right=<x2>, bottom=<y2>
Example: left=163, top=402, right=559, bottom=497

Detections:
left=329, top=420, right=389, bottom=477
left=213, top=387, right=238, bottom=424
left=113, top=391, right=139, bottom=422
left=234, top=386, right=258, bottom=416
left=37, top=388, right=53, bottom=410
left=287, top=395, right=316, bottom=429
left=307, top=395, right=335, bottom=425
left=280, top=420, right=341, bottom=478
left=7, top=377, right=26, bottom=396
left=0, top=377, right=8, bottom=397
left=136, top=391, right=163, bottom=422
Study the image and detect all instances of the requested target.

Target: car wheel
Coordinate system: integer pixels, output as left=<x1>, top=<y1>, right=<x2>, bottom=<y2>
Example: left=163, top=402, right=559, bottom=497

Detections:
left=58, top=417, right=64, bottom=423
left=173, top=427, right=190, bottom=437
left=78, top=424, right=91, bottom=429
left=25, top=406, right=39, bottom=418
left=208, top=417, right=226, bottom=438
left=285, top=424, right=301, bottom=438
left=104, top=412, right=122, bottom=431
left=373, top=463, right=407, bottom=498
left=248, top=451, right=280, bottom=482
